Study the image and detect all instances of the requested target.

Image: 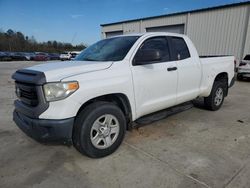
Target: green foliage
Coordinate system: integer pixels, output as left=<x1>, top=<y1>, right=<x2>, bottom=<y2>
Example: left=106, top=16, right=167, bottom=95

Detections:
left=0, top=29, right=86, bottom=53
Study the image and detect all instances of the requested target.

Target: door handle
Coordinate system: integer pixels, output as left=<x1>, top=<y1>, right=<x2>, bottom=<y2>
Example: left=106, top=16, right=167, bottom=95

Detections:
left=167, top=67, right=177, bottom=71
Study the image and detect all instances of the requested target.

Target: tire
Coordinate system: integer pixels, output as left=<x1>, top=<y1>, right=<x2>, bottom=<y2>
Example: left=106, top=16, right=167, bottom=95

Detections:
left=73, top=101, right=126, bottom=158
left=204, top=81, right=226, bottom=111
left=237, top=74, right=243, bottom=81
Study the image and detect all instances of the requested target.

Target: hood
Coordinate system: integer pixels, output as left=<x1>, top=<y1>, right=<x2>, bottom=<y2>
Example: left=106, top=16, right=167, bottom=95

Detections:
left=25, top=61, right=113, bottom=81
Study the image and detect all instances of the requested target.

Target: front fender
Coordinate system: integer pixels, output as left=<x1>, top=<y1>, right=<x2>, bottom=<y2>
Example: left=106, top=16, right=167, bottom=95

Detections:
left=39, top=62, right=136, bottom=120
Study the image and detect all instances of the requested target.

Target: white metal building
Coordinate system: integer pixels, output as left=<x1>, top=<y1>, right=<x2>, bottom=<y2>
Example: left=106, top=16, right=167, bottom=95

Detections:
left=101, top=1, right=250, bottom=60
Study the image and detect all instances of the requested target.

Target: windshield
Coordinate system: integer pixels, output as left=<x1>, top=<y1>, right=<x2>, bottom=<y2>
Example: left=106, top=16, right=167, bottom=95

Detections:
left=75, top=36, right=139, bottom=61
left=244, top=55, right=250, bottom=60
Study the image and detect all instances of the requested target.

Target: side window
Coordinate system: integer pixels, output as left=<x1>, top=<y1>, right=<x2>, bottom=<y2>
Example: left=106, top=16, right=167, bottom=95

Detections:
left=171, top=37, right=190, bottom=60
left=138, top=37, right=170, bottom=62
left=244, top=55, right=250, bottom=60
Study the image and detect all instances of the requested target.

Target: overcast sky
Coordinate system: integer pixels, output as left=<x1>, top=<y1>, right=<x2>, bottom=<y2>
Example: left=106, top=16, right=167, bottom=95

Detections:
left=0, top=0, right=247, bottom=45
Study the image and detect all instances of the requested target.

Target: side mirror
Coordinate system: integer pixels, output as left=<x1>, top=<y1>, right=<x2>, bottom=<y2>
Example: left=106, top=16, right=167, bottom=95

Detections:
left=133, top=49, right=162, bottom=65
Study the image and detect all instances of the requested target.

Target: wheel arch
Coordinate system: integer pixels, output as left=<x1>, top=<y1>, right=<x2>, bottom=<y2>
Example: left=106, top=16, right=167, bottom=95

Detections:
left=213, top=72, right=229, bottom=96
left=76, top=93, right=133, bottom=129
left=214, top=72, right=228, bottom=82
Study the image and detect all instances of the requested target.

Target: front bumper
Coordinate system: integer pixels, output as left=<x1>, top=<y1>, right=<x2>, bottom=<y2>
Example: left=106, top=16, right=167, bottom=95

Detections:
left=13, top=110, right=74, bottom=145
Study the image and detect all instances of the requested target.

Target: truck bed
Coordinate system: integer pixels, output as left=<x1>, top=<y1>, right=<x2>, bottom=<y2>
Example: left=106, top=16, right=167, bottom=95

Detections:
left=199, top=55, right=235, bottom=97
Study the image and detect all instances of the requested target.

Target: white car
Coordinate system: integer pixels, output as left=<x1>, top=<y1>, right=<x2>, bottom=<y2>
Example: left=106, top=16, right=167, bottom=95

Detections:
left=12, top=32, right=235, bottom=158
left=60, top=52, right=71, bottom=61
left=237, top=54, right=250, bottom=80
left=70, top=51, right=81, bottom=60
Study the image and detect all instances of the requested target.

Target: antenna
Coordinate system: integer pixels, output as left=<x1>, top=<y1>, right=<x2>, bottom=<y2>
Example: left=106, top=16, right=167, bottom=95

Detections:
left=71, top=32, right=77, bottom=44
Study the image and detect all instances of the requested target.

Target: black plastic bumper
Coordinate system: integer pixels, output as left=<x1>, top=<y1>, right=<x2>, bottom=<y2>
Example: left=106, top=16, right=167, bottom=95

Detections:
left=13, top=110, right=74, bottom=145
left=237, top=73, right=250, bottom=78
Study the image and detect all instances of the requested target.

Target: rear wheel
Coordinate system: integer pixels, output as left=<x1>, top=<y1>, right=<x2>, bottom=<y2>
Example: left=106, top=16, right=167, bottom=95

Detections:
left=204, top=81, right=226, bottom=111
left=73, top=102, right=126, bottom=158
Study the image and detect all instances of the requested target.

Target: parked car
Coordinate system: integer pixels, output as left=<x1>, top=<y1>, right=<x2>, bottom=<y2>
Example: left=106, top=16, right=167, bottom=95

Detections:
left=0, top=52, right=12, bottom=61
left=48, top=53, right=60, bottom=60
left=33, top=52, right=49, bottom=61
left=60, top=52, right=71, bottom=61
left=10, top=52, right=28, bottom=61
left=23, top=52, right=36, bottom=61
left=237, top=54, right=250, bottom=80
left=70, top=51, right=81, bottom=60
left=12, top=33, right=235, bottom=158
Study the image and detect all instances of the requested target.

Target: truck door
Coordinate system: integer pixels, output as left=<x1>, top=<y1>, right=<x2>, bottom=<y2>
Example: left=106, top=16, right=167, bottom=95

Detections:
left=131, top=36, right=178, bottom=118
left=169, top=36, right=201, bottom=104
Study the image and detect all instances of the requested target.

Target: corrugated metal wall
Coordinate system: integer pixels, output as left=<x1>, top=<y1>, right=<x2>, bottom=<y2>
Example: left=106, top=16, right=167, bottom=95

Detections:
left=187, top=5, right=249, bottom=59
left=243, top=6, right=250, bottom=58
left=101, top=4, right=250, bottom=59
left=123, top=22, right=141, bottom=34
left=101, top=15, right=187, bottom=39
left=146, top=24, right=185, bottom=34
left=141, top=14, right=186, bottom=32
left=102, top=23, right=123, bottom=38
left=106, top=30, right=123, bottom=38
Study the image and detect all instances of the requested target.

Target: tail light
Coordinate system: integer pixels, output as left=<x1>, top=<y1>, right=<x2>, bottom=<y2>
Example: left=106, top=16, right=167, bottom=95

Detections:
left=239, top=62, right=247, bottom=66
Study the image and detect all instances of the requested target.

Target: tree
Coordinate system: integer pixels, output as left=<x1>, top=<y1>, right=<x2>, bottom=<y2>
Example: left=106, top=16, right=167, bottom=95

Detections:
left=16, top=31, right=25, bottom=50
left=52, top=40, right=58, bottom=49
left=6, top=29, right=14, bottom=36
left=0, top=29, right=86, bottom=53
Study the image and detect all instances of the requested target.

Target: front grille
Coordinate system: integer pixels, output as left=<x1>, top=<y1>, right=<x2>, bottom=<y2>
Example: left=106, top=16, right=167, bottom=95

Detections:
left=15, top=82, right=39, bottom=107
left=12, top=69, right=48, bottom=118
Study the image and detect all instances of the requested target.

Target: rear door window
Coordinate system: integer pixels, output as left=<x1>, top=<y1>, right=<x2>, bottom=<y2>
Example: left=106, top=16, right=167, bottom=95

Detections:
left=171, top=37, right=190, bottom=60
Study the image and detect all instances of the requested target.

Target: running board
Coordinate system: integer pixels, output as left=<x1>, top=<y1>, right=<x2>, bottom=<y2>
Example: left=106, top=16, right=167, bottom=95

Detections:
left=134, top=102, right=193, bottom=127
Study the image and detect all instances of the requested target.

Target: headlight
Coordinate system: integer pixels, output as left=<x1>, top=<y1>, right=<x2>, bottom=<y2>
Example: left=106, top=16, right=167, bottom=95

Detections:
left=43, top=81, right=79, bottom=102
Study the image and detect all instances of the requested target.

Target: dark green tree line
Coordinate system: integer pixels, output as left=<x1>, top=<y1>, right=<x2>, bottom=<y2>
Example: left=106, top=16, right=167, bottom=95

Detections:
left=0, top=29, right=86, bottom=53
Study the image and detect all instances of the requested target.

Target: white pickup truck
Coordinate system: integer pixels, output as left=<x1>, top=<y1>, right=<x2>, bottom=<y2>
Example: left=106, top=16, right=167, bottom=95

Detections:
left=12, top=33, right=235, bottom=158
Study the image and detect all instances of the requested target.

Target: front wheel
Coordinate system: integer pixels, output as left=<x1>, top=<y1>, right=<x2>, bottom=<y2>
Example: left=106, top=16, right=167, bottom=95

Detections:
left=204, top=81, right=226, bottom=111
left=73, top=102, right=126, bottom=158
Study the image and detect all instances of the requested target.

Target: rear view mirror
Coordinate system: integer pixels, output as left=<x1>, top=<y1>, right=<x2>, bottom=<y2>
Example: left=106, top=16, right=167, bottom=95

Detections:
left=133, top=49, right=162, bottom=65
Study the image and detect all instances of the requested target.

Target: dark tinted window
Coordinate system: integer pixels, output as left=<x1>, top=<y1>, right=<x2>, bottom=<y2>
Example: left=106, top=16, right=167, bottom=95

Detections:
left=171, top=37, right=190, bottom=60
left=75, top=36, right=139, bottom=61
left=139, top=37, right=170, bottom=62
left=244, top=55, right=250, bottom=60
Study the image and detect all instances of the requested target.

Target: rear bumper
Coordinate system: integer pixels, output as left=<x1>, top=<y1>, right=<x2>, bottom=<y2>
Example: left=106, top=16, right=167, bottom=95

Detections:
left=13, top=110, right=74, bottom=145
left=237, top=73, right=250, bottom=78
left=60, top=57, right=70, bottom=60
left=238, top=67, right=250, bottom=74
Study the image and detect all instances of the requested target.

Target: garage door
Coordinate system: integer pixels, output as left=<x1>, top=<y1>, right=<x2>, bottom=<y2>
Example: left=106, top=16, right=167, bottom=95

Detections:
left=105, top=30, right=123, bottom=38
left=146, top=24, right=185, bottom=34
